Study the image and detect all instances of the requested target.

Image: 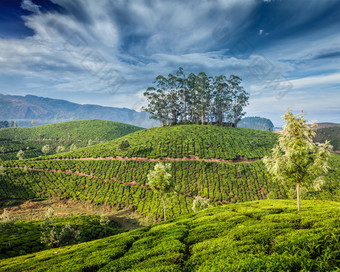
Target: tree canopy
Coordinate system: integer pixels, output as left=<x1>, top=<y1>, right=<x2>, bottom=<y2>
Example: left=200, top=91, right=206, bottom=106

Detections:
left=143, top=67, right=249, bottom=127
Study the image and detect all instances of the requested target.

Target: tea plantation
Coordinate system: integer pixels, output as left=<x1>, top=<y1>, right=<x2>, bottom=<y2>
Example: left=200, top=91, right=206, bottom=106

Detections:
left=0, top=120, right=143, bottom=160
left=0, top=200, right=339, bottom=271
left=1, top=125, right=339, bottom=220
left=46, top=125, right=279, bottom=160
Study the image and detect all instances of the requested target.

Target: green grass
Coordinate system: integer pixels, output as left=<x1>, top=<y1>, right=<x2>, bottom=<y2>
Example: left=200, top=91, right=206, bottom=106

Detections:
left=48, top=125, right=279, bottom=160
left=0, top=200, right=339, bottom=271
left=0, top=120, right=144, bottom=160
left=0, top=215, right=125, bottom=259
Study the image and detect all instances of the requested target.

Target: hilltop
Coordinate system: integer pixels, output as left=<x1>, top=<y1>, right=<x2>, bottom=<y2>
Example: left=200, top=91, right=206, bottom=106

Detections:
left=0, top=119, right=143, bottom=142
left=49, top=125, right=279, bottom=160
left=1, top=200, right=339, bottom=271
left=0, top=120, right=144, bottom=161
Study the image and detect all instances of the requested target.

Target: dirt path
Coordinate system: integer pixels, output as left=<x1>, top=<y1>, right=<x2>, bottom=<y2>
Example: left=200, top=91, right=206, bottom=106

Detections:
left=49, top=154, right=261, bottom=163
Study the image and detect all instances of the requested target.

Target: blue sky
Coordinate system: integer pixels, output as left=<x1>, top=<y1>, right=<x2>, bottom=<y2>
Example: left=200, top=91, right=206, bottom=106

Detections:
left=0, top=0, right=339, bottom=126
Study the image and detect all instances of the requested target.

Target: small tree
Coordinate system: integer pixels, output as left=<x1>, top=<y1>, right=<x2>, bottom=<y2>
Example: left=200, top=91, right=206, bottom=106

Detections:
left=70, top=144, right=77, bottom=151
left=147, top=162, right=175, bottom=221
left=263, top=110, right=332, bottom=211
left=58, top=223, right=79, bottom=246
left=56, top=146, right=65, bottom=153
left=0, top=146, right=5, bottom=155
left=118, top=140, right=130, bottom=166
left=41, top=145, right=50, bottom=155
left=0, top=165, right=6, bottom=176
left=16, top=150, right=24, bottom=160
left=100, top=214, right=110, bottom=235
left=192, top=196, right=209, bottom=212
left=0, top=209, right=15, bottom=248
left=40, top=207, right=79, bottom=248
left=40, top=207, right=59, bottom=248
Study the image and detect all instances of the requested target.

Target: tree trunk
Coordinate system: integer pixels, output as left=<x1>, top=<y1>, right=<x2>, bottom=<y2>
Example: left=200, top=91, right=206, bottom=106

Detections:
left=296, top=183, right=300, bottom=212
left=161, top=194, right=166, bottom=221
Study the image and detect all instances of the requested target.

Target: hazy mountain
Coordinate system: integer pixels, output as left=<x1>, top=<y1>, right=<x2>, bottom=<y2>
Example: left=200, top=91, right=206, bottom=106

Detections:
left=0, top=94, right=157, bottom=128
left=238, top=117, right=274, bottom=131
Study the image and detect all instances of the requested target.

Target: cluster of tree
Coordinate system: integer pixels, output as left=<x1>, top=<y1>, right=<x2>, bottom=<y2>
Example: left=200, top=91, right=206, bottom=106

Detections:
left=0, top=121, right=17, bottom=129
left=40, top=207, right=79, bottom=248
left=143, top=67, right=249, bottom=127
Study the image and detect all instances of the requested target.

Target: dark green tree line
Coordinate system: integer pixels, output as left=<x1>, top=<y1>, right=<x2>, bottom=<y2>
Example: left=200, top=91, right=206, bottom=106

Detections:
left=143, top=67, right=249, bottom=127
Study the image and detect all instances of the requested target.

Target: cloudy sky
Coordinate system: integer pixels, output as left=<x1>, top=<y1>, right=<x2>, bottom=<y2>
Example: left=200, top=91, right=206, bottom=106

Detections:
left=0, top=0, right=340, bottom=126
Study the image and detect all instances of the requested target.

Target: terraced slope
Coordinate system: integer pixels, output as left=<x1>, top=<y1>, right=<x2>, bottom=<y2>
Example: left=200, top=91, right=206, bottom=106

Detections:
left=0, top=120, right=144, bottom=160
left=48, top=125, right=279, bottom=160
left=1, top=200, right=339, bottom=271
left=1, top=126, right=339, bottom=220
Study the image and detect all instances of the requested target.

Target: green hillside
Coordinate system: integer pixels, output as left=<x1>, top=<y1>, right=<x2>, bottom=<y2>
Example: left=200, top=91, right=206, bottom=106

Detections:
left=1, top=126, right=339, bottom=220
left=0, top=120, right=144, bottom=161
left=48, top=125, right=279, bottom=160
left=0, top=215, right=124, bottom=259
left=314, top=126, right=340, bottom=151
left=1, top=200, right=339, bottom=271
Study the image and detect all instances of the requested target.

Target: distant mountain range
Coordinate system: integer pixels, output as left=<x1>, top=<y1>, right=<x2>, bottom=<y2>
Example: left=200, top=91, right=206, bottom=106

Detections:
left=0, top=94, right=156, bottom=128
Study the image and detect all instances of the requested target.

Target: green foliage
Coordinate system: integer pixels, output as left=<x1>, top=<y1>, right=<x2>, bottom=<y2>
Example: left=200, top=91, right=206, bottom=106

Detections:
left=263, top=110, right=333, bottom=211
left=148, top=163, right=176, bottom=220
left=16, top=150, right=24, bottom=160
left=0, top=165, right=5, bottom=176
left=1, top=153, right=339, bottom=221
left=40, top=207, right=80, bottom=248
left=0, top=200, right=339, bottom=271
left=0, top=120, right=143, bottom=142
left=69, top=144, right=77, bottom=151
left=56, top=145, right=65, bottom=153
left=0, top=209, right=15, bottom=249
left=314, top=126, right=340, bottom=151
left=0, top=120, right=143, bottom=161
left=192, top=196, right=209, bottom=212
left=49, top=125, right=279, bottom=160
left=118, top=140, right=130, bottom=152
left=0, top=214, right=123, bottom=259
left=58, top=223, right=80, bottom=246
left=144, top=68, right=249, bottom=126
left=41, top=144, right=50, bottom=155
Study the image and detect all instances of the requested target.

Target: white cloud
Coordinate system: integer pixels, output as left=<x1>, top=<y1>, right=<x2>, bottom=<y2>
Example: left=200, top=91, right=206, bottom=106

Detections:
left=290, top=73, right=340, bottom=89
left=21, top=0, right=40, bottom=13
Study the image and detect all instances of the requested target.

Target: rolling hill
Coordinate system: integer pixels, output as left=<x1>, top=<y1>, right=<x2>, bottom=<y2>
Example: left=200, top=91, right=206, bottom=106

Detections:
left=1, top=125, right=339, bottom=221
left=1, top=200, right=339, bottom=271
left=0, top=120, right=144, bottom=161
left=0, top=94, right=156, bottom=128
left=314, top=126, right=340, bottom=152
